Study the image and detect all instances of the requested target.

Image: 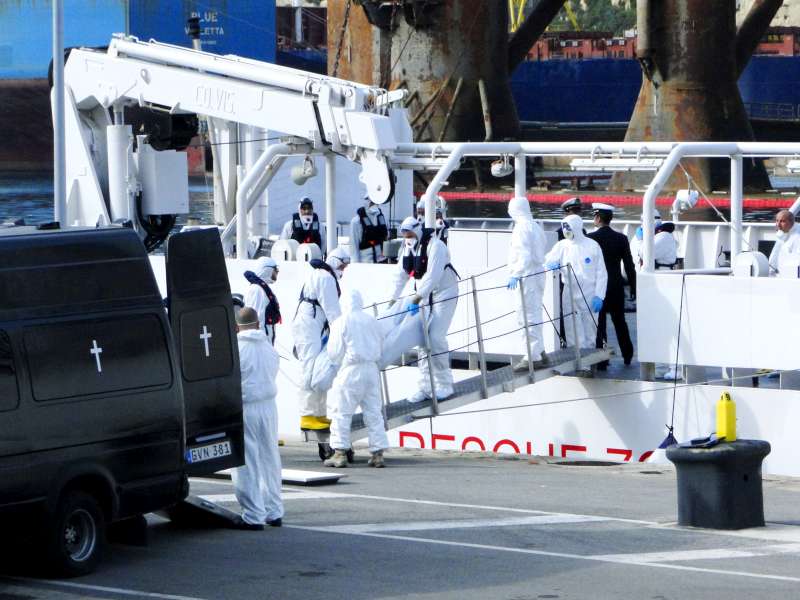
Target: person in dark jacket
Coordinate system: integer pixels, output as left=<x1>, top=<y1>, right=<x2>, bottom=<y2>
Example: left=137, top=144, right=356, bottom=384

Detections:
left=587, top=203, right=636, bottom=367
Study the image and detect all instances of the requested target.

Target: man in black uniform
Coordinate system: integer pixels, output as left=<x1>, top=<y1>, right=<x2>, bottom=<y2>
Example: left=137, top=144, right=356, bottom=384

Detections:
left=587, top=203, right=636, bottom=368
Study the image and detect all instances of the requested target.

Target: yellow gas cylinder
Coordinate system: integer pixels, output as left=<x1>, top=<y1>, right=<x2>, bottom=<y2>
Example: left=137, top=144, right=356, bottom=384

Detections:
left=716, top=392, right=737, bottom=442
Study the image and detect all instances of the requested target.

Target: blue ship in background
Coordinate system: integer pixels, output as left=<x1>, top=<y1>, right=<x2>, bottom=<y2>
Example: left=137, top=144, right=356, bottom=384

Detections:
left=1, top=0, right=799, bottom=170
left=0, top=0, right=276, bottom=78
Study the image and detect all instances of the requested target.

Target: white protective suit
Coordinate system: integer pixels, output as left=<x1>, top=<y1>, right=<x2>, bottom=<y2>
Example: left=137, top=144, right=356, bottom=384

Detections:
left=507, top=197, right=547, bottom=361
left=244, top=257, right=280, bottom=345
left=630, top=226, right=677, bottom=270
left=232, top=328, right=283, bottom=525
left=769, top=223, right=800, bottom=274
left=327, top=289, right=389, bottom=452
left=654, top=229, right=678, bottom=268
left=291, top=255, right=343, bottom=417
left=392, top=217, right=459, bottom=398
left=350, top=203, right=387, bottom=263
left=545, top=213, right=608, bottom=349
left=630, top=231, right=643, bottom=271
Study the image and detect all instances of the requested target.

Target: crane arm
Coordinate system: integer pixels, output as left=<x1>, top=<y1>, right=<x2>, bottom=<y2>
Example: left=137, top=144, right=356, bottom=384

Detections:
left=59, top=34, right=411, bottom=237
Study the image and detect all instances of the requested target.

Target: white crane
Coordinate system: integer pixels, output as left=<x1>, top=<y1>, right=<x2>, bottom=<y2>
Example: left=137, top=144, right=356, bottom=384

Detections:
left=60, top=34, right=411, bottom=255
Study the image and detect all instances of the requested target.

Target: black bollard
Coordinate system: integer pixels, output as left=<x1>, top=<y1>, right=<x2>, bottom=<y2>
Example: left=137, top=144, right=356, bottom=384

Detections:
left=666, top=439, right=771, bottom=530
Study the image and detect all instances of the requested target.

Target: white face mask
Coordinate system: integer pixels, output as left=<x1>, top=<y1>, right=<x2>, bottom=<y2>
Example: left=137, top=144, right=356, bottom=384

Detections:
left=368, top=205, right=380, bottom=215
left=562, top=224, right=574, bottom=240
left=300, top=214, right=313, bottom=226
left=777, top=229, right=788, bottom=241
left=404, top=238, right=416, bottom=248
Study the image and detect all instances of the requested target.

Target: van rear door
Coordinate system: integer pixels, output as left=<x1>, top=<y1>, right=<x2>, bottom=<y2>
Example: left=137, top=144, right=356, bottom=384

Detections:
left=165, top=229, right=243, bottom=476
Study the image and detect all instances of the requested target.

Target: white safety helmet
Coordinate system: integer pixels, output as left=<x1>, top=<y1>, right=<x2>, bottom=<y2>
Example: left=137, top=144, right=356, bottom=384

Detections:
left=253, top=256, right=278, bottom=282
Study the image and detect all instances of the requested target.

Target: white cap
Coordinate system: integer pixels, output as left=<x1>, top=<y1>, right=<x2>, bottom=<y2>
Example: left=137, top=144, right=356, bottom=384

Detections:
left=592, top=203, right=615, bottom=212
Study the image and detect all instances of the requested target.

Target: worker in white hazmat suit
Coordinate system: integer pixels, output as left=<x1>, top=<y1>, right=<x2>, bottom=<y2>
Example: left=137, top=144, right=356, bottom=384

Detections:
left=545, top=213, right=608, bottom=349
left=631, top=210, right=663, bottom=271
left=391, top=216, right=460, bottom=403
left=506, top=197, right=548, bottom=370
left=291, top=247, right=349, bottom=430
left=232, top=307, right=283, bottom=529
left=243, top=257, right=281, bottom=345
left=324, top=289, right=389, bottom=468
left=654, top=222, right=678, bottom=269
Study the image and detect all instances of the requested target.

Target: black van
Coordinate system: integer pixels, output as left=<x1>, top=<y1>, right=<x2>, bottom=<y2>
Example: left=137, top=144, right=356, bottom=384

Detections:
left=0, top=226, right=243, bottom=576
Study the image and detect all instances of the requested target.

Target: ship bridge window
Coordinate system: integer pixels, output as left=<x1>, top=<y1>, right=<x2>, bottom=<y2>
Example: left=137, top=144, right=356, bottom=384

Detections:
left=0, top=331, right=19, bottom=412
left=24, top=314, right=172, bottom=402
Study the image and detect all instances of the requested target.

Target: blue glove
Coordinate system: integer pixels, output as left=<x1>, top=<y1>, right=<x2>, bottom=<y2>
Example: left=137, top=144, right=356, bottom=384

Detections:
left=635, top=226, right=643, bottom=241
left=546, top=261, right=561, bottom=271
left=405, top=301, right=420, bottom=316
left=321, top=334, right=329, bottom=346
left=507, top=277, right=519, bottom=290
left=591, top=296, right=603, bottom=313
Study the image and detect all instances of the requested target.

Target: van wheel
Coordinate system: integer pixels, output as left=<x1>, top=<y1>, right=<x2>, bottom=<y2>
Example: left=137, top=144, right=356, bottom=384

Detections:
left=46, top=491, right=106, bottom=577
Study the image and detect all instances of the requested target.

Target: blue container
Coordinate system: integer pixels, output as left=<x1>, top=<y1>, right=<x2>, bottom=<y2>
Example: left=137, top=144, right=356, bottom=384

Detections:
left=128, top=0, right=275, bottom=63
left=510, top=58, right=642, bottom=123
left=0, top=0, right=126, bottom=79
left=739, top=55, right=800, bottom=120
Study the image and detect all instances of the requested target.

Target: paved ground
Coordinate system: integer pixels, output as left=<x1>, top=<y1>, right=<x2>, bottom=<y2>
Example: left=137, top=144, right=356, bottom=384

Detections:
left=4, top=442, right=800, bottom=599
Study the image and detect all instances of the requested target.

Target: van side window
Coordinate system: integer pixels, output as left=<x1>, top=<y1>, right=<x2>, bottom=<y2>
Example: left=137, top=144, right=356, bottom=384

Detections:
left=24, top=315, right=172, bottom=402
left=0, top=330, right=20, bottom=412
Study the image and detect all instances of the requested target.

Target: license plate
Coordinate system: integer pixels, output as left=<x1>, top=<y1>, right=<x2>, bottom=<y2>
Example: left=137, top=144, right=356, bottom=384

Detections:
left=186, top=441, right=232, bottom=464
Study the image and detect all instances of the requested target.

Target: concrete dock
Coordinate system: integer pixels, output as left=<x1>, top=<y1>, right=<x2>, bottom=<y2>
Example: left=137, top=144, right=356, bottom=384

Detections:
left=4, top=442, right=800, bottom=599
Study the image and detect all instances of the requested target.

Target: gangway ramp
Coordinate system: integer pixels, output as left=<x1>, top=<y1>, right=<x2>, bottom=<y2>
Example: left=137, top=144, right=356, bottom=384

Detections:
left=350, top=346, right=613, bottom=438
